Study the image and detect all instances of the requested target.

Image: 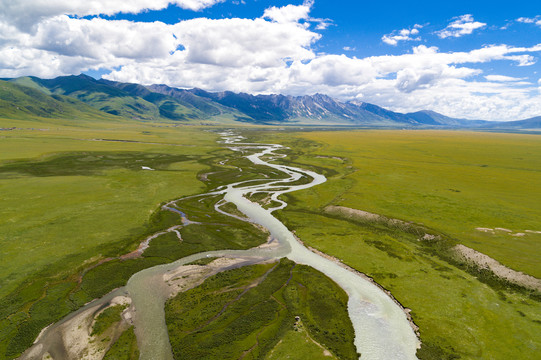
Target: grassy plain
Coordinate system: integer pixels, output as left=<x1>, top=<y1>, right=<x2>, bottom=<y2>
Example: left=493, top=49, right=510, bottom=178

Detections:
left=251, top=129, right=541, bottom=359
left=165, top=259, right=356, bottom=360
left=3, top=118, right=540, bottom=360
left=0, top=119, right=217, bottom=298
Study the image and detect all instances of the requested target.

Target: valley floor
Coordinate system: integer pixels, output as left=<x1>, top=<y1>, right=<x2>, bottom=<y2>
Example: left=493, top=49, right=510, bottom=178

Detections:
left=0, top=120, right=539, bottom=359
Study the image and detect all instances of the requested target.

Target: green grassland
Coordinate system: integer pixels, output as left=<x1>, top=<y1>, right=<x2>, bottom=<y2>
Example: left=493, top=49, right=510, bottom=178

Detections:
left=3, top=117, right=540, bottom=360
left=247, top=129, right=541, bottom=359
left=165, top=259, right=356, bottom=360
left=0, top=121, right=217, bottom=298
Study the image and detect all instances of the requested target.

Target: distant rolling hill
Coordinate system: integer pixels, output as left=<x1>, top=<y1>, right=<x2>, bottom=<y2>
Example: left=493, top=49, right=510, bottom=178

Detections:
left=480, top=116, right=541, bottom=130
left=0, top=79, right=118, bottom=122
left=1, top=74, right=539, bottom=129
left=8, top=75, right=206, bottom=122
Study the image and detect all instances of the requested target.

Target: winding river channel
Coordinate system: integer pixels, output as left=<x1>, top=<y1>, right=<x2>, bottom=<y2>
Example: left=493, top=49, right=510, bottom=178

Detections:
left=21, top=132, right=420, bottom=360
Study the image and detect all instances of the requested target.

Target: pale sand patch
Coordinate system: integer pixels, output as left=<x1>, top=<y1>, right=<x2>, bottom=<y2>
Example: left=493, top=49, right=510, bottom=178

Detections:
left=453, top=244, right=541, bottom=291
left=19, top=344, right=43, bottom=359
left=61, top=305, right=104, bottom=360
left=53, top=299, right=134, bottom=360
left=421, top=234, right=437, bottom=241
left=325, top=205, right=419, bottom=232
left=110, top=295, right=131, bottom=307
left=325, top=205, right=439, bottom=242
left=254, top=237, right=280, bottom=251
left=475, top=227, right=494, bottom=233
left=326, top=205, right=382, bottom=222
left=315, top=155, right=345, bottom=161
left=60, top=297, right=134, bottom=360
left=476, top=227, right=539, bottom=237
left=163, top=264, right=213, bottom=295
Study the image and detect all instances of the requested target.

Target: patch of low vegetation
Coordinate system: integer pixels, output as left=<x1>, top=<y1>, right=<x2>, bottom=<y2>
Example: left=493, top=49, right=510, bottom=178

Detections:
left=103, top=326, right=139, bottom=360
left=265, top=326, right=338, bottom=360
left=165, top=258, right=357, bottom=360
left=0, top=151, right=194, bottom=178
left=217, top=201, right=246, bottom=218
left=142, top=215, right=267, bottom=263
left=1, top=281, right=80, bottom=357
left=180, top=222, right=266, bottom=254
left=244, top=191, right=281, bottom=209
left=186, top=257, right=218, bottom=266
left=91, top=304, right=127, bottom=336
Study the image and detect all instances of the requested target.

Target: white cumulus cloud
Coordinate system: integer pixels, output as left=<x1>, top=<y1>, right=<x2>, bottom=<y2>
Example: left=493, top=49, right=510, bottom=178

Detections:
left=263, top=0, right=313, bottom=24
left=0, top=0, right=224, bottom=32
left=262, top=1, right=331, bottom=30
left=382, top=24, right=422, bottom=46
left=484, top=75, right=527, bottom=82
left=437, top=14, right=486, bottom=39
left=174, top=17, right=318, bottom=68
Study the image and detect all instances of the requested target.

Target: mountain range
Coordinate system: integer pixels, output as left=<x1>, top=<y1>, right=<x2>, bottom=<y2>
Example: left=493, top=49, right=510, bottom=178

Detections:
left=1, top=74, right=539, bottom=129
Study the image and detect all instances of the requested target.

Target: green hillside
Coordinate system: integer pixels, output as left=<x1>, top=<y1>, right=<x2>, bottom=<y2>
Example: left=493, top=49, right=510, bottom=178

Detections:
left=13, top=75, right=167, bottom=121
left=101, top=81, right=208, bottom=121
left=10, top=75, right=240, bottom=123
left=0, top=80, right=118, bottom=122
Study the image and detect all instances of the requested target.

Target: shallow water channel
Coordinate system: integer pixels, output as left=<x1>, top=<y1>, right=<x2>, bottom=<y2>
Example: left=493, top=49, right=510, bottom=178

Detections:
left=21, top=132, right=419, bottom=360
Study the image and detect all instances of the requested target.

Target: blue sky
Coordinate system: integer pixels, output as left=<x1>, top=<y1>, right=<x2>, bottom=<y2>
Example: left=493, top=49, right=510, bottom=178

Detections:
left=0, top=0, right=540, bottom=120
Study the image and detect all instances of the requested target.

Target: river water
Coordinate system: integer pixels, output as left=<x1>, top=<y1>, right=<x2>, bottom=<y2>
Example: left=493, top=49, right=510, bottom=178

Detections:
left=20, top=132, right=419, bottom=360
